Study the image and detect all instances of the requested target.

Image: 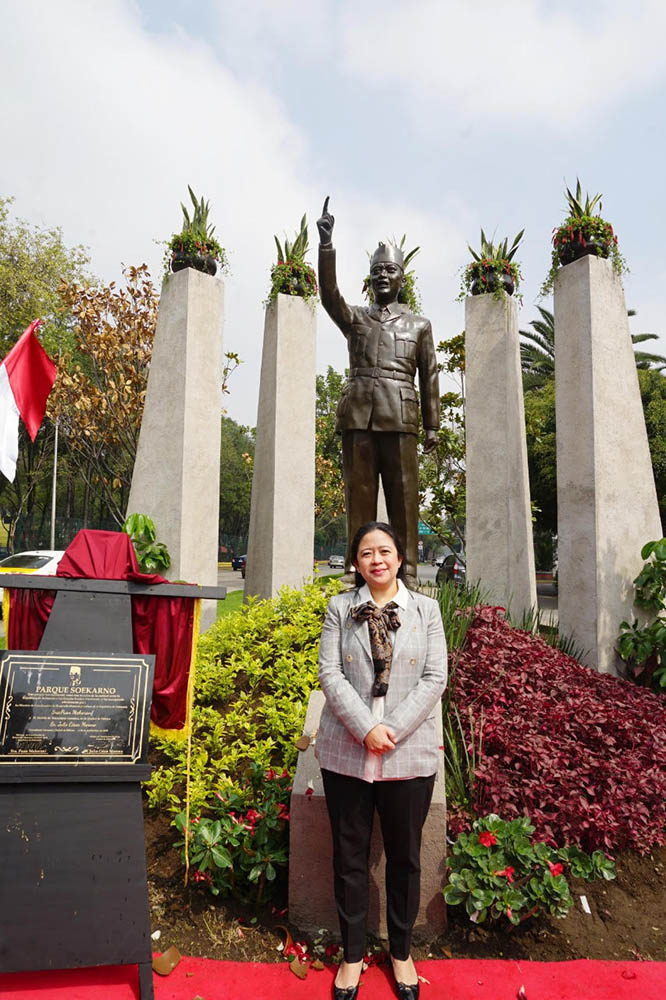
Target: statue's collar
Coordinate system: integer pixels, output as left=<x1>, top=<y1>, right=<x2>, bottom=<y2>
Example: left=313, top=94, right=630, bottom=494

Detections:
left=369, top=300, right=405, bottom=318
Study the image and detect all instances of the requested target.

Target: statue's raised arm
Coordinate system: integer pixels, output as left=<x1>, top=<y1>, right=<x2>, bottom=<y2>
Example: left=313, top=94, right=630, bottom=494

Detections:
left=317, top=196, right=335, bottom=246
left=317, top=196, right=352, bottom=329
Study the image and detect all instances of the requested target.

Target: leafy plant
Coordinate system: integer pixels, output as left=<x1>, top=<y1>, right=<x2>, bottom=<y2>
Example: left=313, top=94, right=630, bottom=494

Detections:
left=444, top=814, right=615, bottom=926
left=618, top=538, right=666, bottom=690
left=451, top=605, right=666, bottom=853
left=267, top=214, right=318, bottom=304
left=443, top=703, right=484, bottom=814
left=362, top=235, right=422, bottom=313
left=173, top=761, right=291, bottom=905
left=145, top=578, right=342, bottom=815
left=122, top=512, right=170, bottom=573
left=541, top=178, right=627, bottom=296
left=164, top=185, right=228, bottom=276
left=458, top=228, right=524, bottom=303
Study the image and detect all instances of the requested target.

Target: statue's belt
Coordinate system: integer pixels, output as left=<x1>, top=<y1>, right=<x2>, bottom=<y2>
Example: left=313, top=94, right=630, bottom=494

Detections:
left=350, top=367, right=414, bottom=383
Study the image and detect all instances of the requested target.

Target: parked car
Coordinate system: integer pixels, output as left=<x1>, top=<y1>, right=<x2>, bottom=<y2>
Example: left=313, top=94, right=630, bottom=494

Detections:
left=0, top=550, right=65, bottom=615
left=436, top=553, right=466, bottom=587
left=328, top=554, right=345, bottom=569
left=231, top=554, right=246, bottom=572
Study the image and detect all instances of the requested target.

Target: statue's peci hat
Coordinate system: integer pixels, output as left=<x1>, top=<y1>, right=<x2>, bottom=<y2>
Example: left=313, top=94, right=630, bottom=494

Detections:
left=370, top=242, right=405, bottom=270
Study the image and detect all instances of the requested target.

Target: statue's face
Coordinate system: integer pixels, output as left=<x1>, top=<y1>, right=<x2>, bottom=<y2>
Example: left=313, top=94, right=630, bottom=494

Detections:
left=370, top=261, right=404, bottom=305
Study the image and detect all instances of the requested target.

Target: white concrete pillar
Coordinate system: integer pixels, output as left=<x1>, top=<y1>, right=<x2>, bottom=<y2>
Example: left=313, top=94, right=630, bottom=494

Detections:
left=465, top=294, right=537, bottom=617
left=244, top=294, right=316, bottom=600
left=127, top=268, right=224, bottom=629
left=555, top=255, right=661, bottom=673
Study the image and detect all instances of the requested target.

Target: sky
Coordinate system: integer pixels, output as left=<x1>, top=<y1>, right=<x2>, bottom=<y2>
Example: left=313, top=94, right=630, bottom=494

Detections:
left=3, top=0, right=666, bottom=427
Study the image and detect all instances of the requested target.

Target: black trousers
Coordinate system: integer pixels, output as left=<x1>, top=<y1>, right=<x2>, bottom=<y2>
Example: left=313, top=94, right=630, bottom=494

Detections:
left=341, top=430, right=419, bottom=581
left=321, top=769, right=435, bottom=962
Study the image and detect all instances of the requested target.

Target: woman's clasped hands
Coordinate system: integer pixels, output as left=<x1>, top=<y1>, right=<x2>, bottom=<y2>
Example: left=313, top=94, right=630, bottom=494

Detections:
left=364, top=723, right=396, bottom=755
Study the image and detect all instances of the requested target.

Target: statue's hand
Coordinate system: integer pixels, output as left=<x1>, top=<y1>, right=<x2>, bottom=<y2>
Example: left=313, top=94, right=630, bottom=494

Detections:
left=422, top=429, right=439, bottom=454
left=317, top=195, right=335, bottom=244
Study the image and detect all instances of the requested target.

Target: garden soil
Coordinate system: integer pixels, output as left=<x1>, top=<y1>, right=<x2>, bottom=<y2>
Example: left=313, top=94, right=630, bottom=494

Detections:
left=144, top=809, right=666, bottom=966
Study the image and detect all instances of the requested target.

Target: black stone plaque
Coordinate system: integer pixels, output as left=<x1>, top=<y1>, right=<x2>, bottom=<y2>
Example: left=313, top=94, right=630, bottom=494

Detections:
left=0, top=651, right=154, bottom=765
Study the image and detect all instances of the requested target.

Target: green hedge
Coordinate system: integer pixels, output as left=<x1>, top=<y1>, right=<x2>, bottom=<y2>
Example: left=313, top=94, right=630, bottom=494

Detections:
left=145, top=578, right=342, bottom=815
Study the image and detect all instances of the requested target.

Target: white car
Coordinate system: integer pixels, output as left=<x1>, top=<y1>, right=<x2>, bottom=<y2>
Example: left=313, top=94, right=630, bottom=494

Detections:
left=0, top=550, right=65, bottom=614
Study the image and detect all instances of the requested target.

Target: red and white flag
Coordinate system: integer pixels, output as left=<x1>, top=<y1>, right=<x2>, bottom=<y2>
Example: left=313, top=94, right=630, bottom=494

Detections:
left=0, top=319, right=57, bottom=482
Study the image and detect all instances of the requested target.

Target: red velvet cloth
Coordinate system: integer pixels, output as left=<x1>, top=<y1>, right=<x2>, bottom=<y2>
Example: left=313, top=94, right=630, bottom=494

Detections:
left=7, top=530, right=197, bottom=731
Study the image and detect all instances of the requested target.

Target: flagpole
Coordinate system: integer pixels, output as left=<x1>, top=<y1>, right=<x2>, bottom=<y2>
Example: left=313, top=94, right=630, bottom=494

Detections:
left=50, top=418, right=58, bottom=550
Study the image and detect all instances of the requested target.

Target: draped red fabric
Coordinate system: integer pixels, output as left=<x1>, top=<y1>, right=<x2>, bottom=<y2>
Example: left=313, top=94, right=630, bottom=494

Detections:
left=7, top=529, right=197, bottom=730
left=7, top=587, right=54, bottom=649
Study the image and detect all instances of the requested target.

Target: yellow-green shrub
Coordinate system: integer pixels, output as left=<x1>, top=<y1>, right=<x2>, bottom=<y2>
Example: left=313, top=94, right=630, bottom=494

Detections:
left=145, top=578, right=342, bottom=814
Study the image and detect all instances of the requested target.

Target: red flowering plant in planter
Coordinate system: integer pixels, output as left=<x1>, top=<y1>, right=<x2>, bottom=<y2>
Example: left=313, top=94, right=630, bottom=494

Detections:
left=267, top=214, right=318, bottom=305
left=164, top=185, right=228, bottom=278
left=449, top=605, right=666, bottom=854
left=457, top=228, right=524, bottom=304
left=541, top=178, right=627, bottom=295
left=444, top=814, right=615, bottom=927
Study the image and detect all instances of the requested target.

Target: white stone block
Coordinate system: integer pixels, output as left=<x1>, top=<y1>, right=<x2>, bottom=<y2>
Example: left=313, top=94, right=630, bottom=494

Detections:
left=244, top=295, right=316, bottom=601
left=127, top=268, right=224, bottom=629
left=465, top=294, right=537, bottom=617
left=555, top=255, right=662, bottom=673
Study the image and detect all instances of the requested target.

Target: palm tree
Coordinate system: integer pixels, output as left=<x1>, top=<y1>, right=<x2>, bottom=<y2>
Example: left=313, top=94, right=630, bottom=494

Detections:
left=520, top=308, right=666, bottom=390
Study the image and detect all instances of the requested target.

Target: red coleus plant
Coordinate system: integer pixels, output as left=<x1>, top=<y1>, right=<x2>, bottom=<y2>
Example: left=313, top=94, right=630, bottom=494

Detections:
left=448, top=607, right=666, bottom=853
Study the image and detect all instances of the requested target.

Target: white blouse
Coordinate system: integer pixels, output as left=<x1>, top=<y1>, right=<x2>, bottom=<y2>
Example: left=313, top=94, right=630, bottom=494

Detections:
left=357, top=579, right=415, bottom=783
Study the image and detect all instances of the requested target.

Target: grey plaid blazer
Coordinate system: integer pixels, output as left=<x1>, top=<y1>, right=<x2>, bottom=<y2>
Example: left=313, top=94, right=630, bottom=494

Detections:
left=315, top=587, right=447, bottom=780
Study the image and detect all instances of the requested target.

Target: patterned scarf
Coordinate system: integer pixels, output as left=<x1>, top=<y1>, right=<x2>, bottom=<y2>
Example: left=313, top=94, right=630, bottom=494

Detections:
left=349, top=600, right=401, bottom=696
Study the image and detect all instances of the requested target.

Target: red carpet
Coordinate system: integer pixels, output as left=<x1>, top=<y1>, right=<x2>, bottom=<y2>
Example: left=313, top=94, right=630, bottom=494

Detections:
left=0, top=956, right=663, bottom=999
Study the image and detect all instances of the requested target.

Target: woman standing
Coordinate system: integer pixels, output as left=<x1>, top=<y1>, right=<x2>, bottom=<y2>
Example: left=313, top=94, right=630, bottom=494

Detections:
left=316, top=522, right=447, bottom=1000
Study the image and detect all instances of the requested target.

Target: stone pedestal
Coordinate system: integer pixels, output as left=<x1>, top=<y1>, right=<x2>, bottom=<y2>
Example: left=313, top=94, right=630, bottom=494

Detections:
left=554, top=255, right=661, bottom=673
left=465, top=294, right=537, bottom=617
left=288, top=691, right=447, bottom=940
left=127, top=268, right=224, bottom=630
left=244, top=295, right=316, bottom=601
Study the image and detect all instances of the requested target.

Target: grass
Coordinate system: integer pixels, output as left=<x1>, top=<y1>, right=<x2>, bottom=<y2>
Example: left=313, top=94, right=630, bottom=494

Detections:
left=217, top=589, right=244, bottom=619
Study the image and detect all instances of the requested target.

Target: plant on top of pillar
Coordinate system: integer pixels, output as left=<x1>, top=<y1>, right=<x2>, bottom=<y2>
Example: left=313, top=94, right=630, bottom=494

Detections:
left=267, top=214, right=318, bottom=304
left=362, top=235, right=422, bottom=313
left=540, top=178, right=628, bottom=296
left=457, top=229, right=524, bottom=303
left=165, top=186, right=228, bottom=278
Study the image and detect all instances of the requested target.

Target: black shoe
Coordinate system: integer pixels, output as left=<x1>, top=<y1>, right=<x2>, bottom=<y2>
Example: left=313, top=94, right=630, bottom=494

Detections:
left=333, top=982, right=360, bottom=1000
left=394, top=984, right=419, bottom=1000
left=333, top=964, right=361, bottom=1000
left=391, top=957, right=420, bottom=1000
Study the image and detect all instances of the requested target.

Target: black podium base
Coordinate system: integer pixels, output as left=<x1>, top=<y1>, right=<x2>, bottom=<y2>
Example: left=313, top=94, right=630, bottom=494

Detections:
left=0, top=774, right=153, bottom=998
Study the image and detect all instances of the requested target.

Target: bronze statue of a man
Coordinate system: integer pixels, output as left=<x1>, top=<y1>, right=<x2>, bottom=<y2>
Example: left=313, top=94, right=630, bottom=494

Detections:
left=317, top=197, right=439, bottom=588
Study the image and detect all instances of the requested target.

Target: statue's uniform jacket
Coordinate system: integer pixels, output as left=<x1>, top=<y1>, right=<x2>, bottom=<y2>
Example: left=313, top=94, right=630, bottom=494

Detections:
left=319, top=246, right=439, bottom=434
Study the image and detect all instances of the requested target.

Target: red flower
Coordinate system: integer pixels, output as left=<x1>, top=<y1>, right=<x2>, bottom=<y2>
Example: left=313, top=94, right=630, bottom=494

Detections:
left=506, top=907, right=513, bottom=920
left=479, top=831, right=497, bottom=847
left=494, top=866, right=515, bottom=883
left=548, top=861, right=564, bottom=877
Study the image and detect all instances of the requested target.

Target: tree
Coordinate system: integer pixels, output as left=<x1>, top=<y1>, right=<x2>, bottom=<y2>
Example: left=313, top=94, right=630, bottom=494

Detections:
left=419, top=334, right=466, bottom=554
left=638, top=369, right=666, bottom=530
left=315, top=366, right=346, bottom=541
left=522, top=358, right=666, bottom=548
left=0, top=196, right=90, bottom=549
left=520, top=307, right=666, bottom=390
left=0, top=196, right=90, bottom=357
left=218, top=416, right=254, bottom=543
left=49, top=265, right=158, bottom=525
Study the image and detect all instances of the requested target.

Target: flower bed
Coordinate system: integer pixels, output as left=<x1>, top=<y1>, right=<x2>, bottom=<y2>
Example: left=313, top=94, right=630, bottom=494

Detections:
left=450, top=606, right=666, bottom=853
